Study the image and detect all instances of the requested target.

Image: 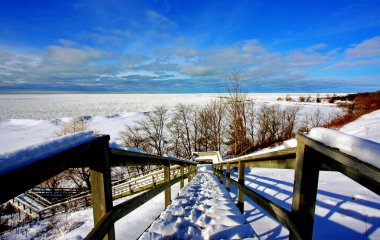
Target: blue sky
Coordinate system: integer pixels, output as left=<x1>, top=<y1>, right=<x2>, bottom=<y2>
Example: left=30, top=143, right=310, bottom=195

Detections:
left=0, top=0, right=379, bottom=93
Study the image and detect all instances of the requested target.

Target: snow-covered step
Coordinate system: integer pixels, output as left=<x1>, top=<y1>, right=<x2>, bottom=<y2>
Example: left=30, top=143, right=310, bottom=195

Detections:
left=16, top=193, right=47, bottom=210
left=10, top=193, right=48, bottom=219
left=140, top=166, right=258, bottom=240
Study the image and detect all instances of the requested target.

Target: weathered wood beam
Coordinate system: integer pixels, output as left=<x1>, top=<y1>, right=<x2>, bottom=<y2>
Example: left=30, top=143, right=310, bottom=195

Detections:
left=180, top=166, right=184, bottom=189
left=226, top=162, right=231, bottom=191
left=89, top=139, right=115, bottom=240
left=298, top=134, right=380, bottom=195
left=85, top=171, right=195, bottom=240
left=226, top=148, right=296, bottom=164
left=214, top=170, right=301, bottom=239
left=109, top=149, right=196, bottom=167
left=0, top=136, right=109, bottom=205
left=237, top=161, right=245, bottom=213
left=164, top=166, right=171, bottom=208
left=290, top=136, right=322, bottom=240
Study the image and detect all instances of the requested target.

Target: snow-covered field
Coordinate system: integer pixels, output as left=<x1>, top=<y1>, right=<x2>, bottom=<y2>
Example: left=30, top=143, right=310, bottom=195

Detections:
left=0, top=93, right=339, bottom=120
left=1, top=93, right=379, bottom=239
left=0, top=93, right=340, bottom=153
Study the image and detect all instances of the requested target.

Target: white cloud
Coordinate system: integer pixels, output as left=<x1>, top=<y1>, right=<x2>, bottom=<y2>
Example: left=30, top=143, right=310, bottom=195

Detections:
left=58, top=39, right=76, bottom=47
left=346, top=36, right=380, bottom=58
left=286, top=50, right=330, bottom=67
left=145, top=10, right=176, bottom=29
left=47, top=45, right=104, bottom=64
left=115, top=70, right=158, bottom=79
left=305, top=43, right=328, bottom=52
left=326, top=36, right=380, bottom=69
left=180, top=65, right=216, bottom=76
left=0, top=50, right=41, bottom=76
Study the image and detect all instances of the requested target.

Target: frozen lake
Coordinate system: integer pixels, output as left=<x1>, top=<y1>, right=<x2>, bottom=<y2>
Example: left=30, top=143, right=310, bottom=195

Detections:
left=0, top=94, right=218, bottom=120
left=0, top=93, right=337, bottom=120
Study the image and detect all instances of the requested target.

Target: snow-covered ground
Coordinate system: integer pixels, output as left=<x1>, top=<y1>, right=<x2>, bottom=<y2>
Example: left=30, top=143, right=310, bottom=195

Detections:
left=140, top=165, right=257, bottom=240
left=1, top=93, right=378, bottom=239
left=0, top=93, right=340, bottom=120
left=1, top=181, right=186, bottom=239
left=226, top=110, right=380, bottom=239
left=0, top=93, right=340, bottom=153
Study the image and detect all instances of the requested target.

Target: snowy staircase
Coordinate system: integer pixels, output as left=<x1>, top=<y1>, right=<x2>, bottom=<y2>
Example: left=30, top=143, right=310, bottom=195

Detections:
left=10, top=165, right=185, bottom=220
left=11, top=193, right=48, bottom=219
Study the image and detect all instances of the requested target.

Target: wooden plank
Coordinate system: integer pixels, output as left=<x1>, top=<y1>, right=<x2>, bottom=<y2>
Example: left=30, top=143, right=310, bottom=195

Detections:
left=180, top=166, right=184, bottom=189
left=214, top=170, right=301, bottom=239
left=89, top=141, right=115, bottom=240
left=298, top=134, right=380, bottom=195
left=188, top=166, right=192, bottom=182
left=226, top=162, right=231, bottom=191
left=218, top=164, right=223, bottom=183
left=164, top=166, right=171, bottom=208
left=109, top=149, right=196, bottom=167
left=0, top=136, right=109, bottom=205
left=85, top=171, right=195, bottom=240
left=290, top=138, right=321, bottom=240
left=237, top=161, right=245, bottom=213
left=244, top=158, right=296, bottom=169
left=226, top=148, right=296, bottom=164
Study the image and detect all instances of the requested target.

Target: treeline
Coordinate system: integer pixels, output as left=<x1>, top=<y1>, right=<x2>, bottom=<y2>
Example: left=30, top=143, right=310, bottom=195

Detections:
left=324, top=90, right=380, bottom=128
left=120, top=97, right=329, bottom=159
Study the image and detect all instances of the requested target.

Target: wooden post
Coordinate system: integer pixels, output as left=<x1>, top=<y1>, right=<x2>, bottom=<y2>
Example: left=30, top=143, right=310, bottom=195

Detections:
left=219, top=164, right=223, bottom=183
left=237, top=161, right=245, bottom=213
left=188, top=166, right=192, bottom=182
left=128, top=183, right=132, bottom=196
left=290, top=139, right=321, bottom=240
left=226, top=162, right=231, bottom=191
left=164, top=165, right=171, bottom=208
left=89, top=140, right=115, bottom=240
left=180, top=166, right=184, bottom=189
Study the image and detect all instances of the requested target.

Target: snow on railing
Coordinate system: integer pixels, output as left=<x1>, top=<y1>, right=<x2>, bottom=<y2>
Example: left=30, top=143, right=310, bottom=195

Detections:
left=309, top=127, right=380, bottom=169
left=0, top=131, right=95, bottom=175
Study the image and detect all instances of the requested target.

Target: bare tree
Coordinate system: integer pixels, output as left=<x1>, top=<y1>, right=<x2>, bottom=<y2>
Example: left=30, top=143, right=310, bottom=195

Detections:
left=138, top=105, right=169, bottom=156
left=298, top=108, right=325, bottom=133
left=253, top=104, right=299, bottom=150
left=41, top=118, right=92, bottom=191
left=120, top=125, right=151, bottom=151
left=167, top=104, right=196, bottom=158
left=53, top=118, right=87, bottom=137
left=205, top=100, right=227, bottom=153
left=224, top=71, right=252, bottom=157
left=122, top=106, right=169, bottom=156
left=280, top=106, right=300, bottom=140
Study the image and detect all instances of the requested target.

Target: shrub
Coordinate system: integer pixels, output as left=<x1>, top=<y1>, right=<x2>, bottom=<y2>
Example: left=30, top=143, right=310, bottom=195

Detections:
left=323, top=90, right=380, bottom=128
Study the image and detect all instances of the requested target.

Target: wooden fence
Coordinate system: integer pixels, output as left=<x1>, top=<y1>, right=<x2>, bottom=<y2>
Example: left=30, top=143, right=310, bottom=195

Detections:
left=0, top=135, right=197, bottom=240
left=10, top=164, right=187, bottom=220
left=213, top=133, right=380, bottom=240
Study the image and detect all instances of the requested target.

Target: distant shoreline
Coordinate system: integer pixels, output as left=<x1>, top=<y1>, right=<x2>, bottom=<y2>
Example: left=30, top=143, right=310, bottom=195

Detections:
left=0, top=91, right=353, bottom=95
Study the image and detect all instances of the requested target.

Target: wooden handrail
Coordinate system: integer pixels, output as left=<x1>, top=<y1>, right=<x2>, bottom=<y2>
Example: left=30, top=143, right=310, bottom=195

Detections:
left=297, top=134, right=380, bottom=195
left=0, top=135, right=110, bottom=205
left=213, top=170, right=301, bottom=239
left=212, top=133, right=380, bottom=240
left=0, top=134, right=197, bottom=240
left=110, top=148, right=195, bottom=167
left=85, top=171, right=195, bottom=240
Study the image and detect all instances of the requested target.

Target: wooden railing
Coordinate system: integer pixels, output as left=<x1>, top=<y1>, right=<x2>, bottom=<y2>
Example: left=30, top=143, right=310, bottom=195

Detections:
left=213, top=133, right=380, bottom=240
left=0, top=135, right=197, bottom=240
left=11, top=164, right=187, bottom=220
